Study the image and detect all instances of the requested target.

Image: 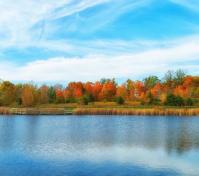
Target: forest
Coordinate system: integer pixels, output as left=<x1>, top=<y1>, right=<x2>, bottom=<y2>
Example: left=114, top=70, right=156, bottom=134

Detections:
left=0, top=70, right=198, bottom=107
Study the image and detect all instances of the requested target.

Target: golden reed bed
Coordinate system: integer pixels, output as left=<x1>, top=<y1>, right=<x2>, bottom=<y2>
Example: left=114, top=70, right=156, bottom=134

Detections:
left=0, top=107, right=198, bottom=116
left=74, top=108, right=199, bottom=116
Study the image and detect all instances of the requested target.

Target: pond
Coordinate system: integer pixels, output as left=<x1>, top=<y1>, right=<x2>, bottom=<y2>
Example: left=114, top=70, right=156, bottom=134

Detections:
left=0, top=115, right=198, bottom=176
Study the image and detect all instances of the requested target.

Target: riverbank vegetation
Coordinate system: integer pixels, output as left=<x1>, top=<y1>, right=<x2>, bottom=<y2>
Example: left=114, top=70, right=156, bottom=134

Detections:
left=0, top=106, right=198, bottom=116
left=0, top=70, right=198, bottom=110
left=74, top=107, right=199, bottom=116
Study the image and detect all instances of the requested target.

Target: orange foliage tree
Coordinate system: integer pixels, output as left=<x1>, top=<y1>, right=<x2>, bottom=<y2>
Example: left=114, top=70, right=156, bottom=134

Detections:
left=21, top=84, right=36, bottom=107
left=100, top=81, right=116, bottom=101
left=0, top=69, right=198, bottom=107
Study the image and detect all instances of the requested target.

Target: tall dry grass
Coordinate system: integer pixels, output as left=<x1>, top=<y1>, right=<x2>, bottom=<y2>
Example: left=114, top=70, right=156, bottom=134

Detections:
left=0, top=107, right=11, bottom=114
left=74, top=108, right=199, bottom=116
left=0, top=107, right=198, bottom=116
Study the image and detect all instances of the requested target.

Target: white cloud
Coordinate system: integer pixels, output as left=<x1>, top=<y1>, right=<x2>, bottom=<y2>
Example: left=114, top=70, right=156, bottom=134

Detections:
left=48, top=0, right=110, bottom=20
left=23, top=144, right=199, bottom=176
left=0, top=0, right=198, bottom=82
left=0, top=36, right=198, bottom=82
left=0, top=0, right=110, bottom=48
left=59, top=0, right=152, bottom=34
left=0, top=0, right=152, bottom=51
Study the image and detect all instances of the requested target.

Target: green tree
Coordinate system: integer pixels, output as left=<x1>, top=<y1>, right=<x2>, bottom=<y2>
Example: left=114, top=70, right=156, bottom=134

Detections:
left=174, top=69, right=186, bottom=85
left=145, top=92, right=160, bottom=105
left=48, top=86, right=56, bottom=103
left=15, top=84, right=23, bottom=105
left=144, top=76, right=160, bottom=89
left=79, top=94, right=90, bottom=105
left=163, top=70, right=175, bottom=88
left=115, top=96, right=125, bottom=105
left=185, top=98, right=194, bottom=106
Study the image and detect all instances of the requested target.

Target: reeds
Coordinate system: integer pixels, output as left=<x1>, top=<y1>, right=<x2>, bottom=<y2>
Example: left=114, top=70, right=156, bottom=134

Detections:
left=74, top=108, right=199, bottom=116
left=0, top=107, right=11, bottom=114
left=0, top=107, right=198, bottom=116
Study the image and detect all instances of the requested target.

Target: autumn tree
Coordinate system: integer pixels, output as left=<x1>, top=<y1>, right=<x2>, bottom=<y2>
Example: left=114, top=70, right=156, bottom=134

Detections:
left=126, top=79, right=135, bottom=100
left=116, top=84, right=128, bottom=99
left=174, top=85, right=188, bottom=98
left=84, top=82, right=93, bottom=95
left=190, top=76, right=199, bottom=98
left=0, top=81, right=16, bottom=106
left=145, top=92, right=159, bottom=105
left=100, top=80, right=116, bottom=101
left=134, top=81, right=145, bottom=100
left=55, top=88, right=64, bottom=103
left=83, top=82, right=94, bottom=102
left=92, top=81, right=103, bottom=101
left=38, top=85, right=49, bottom=104
left=21, top=84, right=37, bottom=107
left=150, top=83, right=162, bottom=98
left=64, top=82, right=84, bottom=102
left=0, top=70, right=197, bottom=107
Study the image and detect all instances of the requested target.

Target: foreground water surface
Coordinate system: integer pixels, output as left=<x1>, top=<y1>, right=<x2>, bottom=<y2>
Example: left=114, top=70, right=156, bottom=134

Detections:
left=0, top=115, right=198, bottom=176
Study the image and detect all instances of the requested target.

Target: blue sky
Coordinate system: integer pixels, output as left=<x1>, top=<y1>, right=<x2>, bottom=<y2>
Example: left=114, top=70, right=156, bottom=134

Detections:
left=0, top=0, right=199, bottom=83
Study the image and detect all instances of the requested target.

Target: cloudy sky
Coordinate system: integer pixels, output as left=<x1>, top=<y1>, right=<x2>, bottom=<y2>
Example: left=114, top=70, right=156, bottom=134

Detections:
left=0, top=0, right=199, bottom=83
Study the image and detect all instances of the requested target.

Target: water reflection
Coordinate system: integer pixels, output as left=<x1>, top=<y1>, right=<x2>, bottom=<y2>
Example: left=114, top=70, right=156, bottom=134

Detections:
left=0, top=115, right=198, bottom=176
left=0, top=116, right=199, bottom=153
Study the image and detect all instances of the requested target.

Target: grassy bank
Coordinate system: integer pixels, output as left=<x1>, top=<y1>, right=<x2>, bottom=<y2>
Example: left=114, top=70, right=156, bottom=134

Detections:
left=0, top=107, right=73, bottom=115
left=0, top=104, right=198, bottom=116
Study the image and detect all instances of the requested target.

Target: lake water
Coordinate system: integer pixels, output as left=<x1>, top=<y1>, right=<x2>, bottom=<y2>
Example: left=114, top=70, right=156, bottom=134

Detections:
left=0, top=115, right=198, bottom=176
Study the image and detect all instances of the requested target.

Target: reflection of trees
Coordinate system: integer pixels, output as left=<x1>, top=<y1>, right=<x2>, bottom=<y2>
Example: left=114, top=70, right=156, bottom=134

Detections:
left=65, top=116, right=117, bottom=148
left=0, top=116, right=41, bottom=152
left=25, top=116, right=39, bottom=146
left=0, top=116, right=16, bottom=150
left=59, top=116, right=199, bottom=155
left=0, top=116, right=199, bottom=155
left=165, top=118, right=199, bottom=154
left=176, top=121, right=191, bottom=154
left=62, top=116, right=199, bottom=154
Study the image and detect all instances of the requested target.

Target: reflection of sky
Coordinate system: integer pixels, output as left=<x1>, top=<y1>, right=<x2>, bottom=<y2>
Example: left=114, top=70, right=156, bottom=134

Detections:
left=0, top=116, right=199, bottom=176
left=6, top=144, right=197, bottom=176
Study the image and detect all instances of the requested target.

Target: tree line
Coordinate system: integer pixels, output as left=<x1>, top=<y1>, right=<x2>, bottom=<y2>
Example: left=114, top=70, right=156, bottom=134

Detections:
left=0, top=70, right=198, bottom=107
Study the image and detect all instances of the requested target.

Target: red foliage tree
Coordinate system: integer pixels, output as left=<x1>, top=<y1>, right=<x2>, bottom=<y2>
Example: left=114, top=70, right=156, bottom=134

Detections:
left=116, top=84, right=128, bottom=99
left=92, top=81, right=103, bottom=101
left=100, top=81, right=116, bottom=101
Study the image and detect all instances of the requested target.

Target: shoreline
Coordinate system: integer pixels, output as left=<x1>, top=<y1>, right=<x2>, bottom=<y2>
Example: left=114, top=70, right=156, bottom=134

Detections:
left=0, top=107, right=198, bottom=116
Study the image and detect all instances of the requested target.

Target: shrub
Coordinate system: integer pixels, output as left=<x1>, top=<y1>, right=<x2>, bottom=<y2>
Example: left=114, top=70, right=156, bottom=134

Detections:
left=185, top=98, right=194, bottom=106
left=65, top=98, right=76, bottom=103
left=115, top=96, right=125, bottom=105
left=165, top=94, right=184, bottom=106
left=146, top=92, right=160, bottom=105
left=79, top=95, right=91, bottom=105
